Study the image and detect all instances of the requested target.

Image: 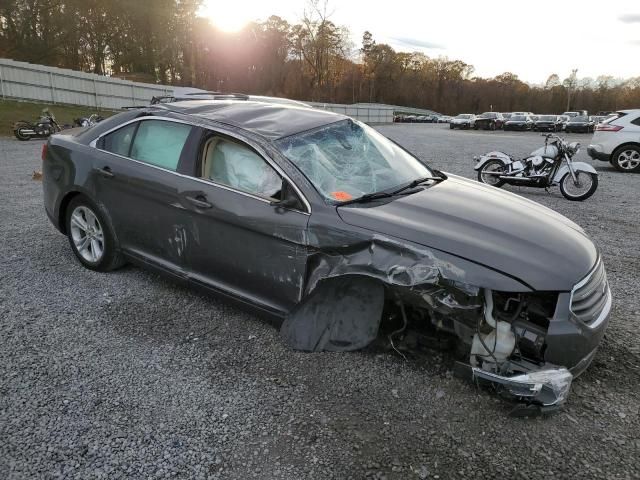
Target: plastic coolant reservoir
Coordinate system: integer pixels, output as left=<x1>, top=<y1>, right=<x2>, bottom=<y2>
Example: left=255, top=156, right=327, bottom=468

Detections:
left=470, top=321, right=516, bottom=367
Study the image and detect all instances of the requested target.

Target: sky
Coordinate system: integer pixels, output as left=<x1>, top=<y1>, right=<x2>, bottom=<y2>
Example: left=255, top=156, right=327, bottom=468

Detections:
left=199, top=0, right=640, bottom=84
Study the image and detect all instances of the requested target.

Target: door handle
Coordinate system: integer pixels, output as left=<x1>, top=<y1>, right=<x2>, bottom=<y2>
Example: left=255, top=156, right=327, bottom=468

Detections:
left=96, top=166, right=114, bottom=178
left=185, top=194, right=212, bottom=209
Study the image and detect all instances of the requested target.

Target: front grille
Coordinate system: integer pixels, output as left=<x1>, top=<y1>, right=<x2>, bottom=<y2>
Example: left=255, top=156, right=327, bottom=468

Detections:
left=571, top=259, right=609, bottom=325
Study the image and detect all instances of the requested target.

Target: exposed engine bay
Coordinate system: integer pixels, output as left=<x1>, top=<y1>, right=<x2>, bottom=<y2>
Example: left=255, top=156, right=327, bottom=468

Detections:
left=281, top=277, right=573, bottom=415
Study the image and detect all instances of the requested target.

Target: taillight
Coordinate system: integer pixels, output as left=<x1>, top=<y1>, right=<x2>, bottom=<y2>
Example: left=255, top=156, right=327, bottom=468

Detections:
left=41, top=144, right=48, bottom=161
left=596, top=124, right=623, bottom=132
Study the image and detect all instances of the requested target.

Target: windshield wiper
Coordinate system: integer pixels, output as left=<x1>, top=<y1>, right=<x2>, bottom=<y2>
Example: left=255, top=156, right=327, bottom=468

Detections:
left=389, top=174, right=445, bottom=196
left=338, top=174, right=446, bottom=206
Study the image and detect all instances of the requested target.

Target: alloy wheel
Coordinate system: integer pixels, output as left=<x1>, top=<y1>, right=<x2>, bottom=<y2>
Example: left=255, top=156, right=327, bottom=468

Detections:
left=69, top=206, right=105, bottom=263
left=616, top=149, right=640, bottom=170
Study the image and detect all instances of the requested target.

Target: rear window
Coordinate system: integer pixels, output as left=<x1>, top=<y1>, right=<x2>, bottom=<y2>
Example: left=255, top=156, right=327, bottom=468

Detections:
left=511, top=116, right=526, bottom=121
left=631, top=116, right=640, bottom=127
left=100, top=119, right=192, bottom=171
left=130, top=120, right=192, bottom=171
left=539, top=115, right=556, bottom=121
left=570, top=116, right=588, bottom=122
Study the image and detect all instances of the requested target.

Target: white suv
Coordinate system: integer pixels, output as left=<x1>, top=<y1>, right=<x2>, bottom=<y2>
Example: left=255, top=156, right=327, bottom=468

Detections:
left=588, top=110, right=640, bottom=172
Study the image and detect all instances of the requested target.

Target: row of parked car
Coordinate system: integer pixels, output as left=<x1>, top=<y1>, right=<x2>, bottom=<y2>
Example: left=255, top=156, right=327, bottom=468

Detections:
left=450, top=111, right=615, bottom=133
left=394, top=114, right=448, bottom=123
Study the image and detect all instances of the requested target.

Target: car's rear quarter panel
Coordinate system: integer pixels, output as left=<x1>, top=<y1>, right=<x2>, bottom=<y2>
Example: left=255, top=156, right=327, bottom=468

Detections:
left=43, top=134, right=97, bottom=232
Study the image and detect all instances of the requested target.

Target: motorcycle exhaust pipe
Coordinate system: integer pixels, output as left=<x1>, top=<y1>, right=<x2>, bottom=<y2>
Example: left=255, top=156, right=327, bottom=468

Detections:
left=18, top=129, right=36, bottom=135
left=499, top=176, right=536, bottom=183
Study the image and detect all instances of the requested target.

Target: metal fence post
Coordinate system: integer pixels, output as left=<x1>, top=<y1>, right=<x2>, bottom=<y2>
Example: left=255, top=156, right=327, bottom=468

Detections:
left=0, top=64, right=5, bottom=99
left=93, top=78, right=99, bottom=110
left=49, top=72, right=56, bottom=104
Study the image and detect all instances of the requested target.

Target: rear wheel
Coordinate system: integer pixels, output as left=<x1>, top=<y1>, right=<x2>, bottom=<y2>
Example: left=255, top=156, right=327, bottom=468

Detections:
left=65, top=195, right=125, bottom=271
left=477, top=160, right=506, bottom=187
left=559, top=172, right=598, bottom=201
left=14, top=123, right=31, bottom=141
left=611, top=146, right=640, bottom=172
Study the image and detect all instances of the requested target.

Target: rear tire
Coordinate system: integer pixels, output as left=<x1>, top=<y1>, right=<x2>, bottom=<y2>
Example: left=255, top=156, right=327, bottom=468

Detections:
left=14, top=124, right=31, bottom=141
left=559, top=172, right=598, bottom=201
left=477, top=159, right=506, bottom=187
left=65, top=195, right=125, bottom=272
left=610, top=145, right=640, bottom=172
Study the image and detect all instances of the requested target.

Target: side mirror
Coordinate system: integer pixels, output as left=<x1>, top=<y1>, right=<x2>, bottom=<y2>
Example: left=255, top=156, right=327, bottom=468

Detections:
left=270, top=179, right=304, bottom=211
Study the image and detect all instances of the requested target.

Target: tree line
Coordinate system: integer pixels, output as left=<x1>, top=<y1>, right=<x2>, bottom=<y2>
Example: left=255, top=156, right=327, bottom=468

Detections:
left=1, top=0, right=639, bottom=114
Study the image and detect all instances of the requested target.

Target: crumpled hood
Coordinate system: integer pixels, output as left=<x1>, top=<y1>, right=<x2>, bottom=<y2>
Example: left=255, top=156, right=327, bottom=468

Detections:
left=337, top=175, right=597, bottom=291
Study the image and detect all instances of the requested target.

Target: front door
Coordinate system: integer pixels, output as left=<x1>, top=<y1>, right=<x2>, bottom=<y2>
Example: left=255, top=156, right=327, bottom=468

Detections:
left=181, top=133, right=310, bottom=314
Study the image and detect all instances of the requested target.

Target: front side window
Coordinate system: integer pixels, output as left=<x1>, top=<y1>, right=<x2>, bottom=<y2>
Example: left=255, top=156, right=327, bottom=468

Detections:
left=201, top=137, right=282, bottom=199
left=275, top=119, right=432, bottom=202
left=130, top=120, right=192, bottom=171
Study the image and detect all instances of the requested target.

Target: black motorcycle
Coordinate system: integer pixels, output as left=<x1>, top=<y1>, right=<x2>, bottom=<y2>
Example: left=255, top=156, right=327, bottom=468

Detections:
left=474, top=134, right=599, bottom=201
left=13, top=111, right=61, bottom=141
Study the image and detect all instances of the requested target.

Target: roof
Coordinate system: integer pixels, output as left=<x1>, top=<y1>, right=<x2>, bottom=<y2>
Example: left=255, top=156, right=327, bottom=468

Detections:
left=156, top=100, right=345, bottom=140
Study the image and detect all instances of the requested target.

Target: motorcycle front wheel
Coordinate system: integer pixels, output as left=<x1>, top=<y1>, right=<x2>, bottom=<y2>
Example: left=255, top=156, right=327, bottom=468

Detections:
left=477, top=160, right=506, bottom=187
left=559, top=171, right=598, bottom=201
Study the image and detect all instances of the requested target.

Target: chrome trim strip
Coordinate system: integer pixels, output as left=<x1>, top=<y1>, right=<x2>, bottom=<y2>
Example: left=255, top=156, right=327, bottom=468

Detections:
left=569, top=257, right=610, bottom=328
left=88, top=115, right=311, bottom=214
left=588, top=286, right=611, bottom=329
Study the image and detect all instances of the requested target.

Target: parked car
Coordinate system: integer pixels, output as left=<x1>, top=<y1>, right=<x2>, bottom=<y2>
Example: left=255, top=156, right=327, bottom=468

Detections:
left=533, top=115, right=563, bottom=132
left=511, top=111, right=534, bottom=117
left=590, top=115, right=608, bottom=126
left=503, top=115, right=533, bottom=131
left=42, top=100, right=611, bottom=408
left=501, top=113, right=512, bottom=122
left=562, top=110, right=588, bottom=118
left=557, top=115, right=570, bottom=131
left=473, top=112, right=504, bottom=130
left=564, top=116, right=595, bottom=133
left=588, top=109, right=640, bottom=172
left=438, top=115, right=452, bottom=123
left=450, top=114, right=476, bottom=129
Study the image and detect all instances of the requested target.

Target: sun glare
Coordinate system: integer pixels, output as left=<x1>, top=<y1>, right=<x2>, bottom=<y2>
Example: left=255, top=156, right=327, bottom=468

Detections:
left=199, top=2, right=252, bottom=32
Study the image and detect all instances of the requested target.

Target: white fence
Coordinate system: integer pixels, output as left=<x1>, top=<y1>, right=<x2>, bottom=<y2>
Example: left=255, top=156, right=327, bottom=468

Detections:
left=309, top=102, right=394, bottom=124
left=0, top=58, right=172, bottom=110
left=0, top=58, right=439, bottom=123
left=309, top=102, right=440, bottom=124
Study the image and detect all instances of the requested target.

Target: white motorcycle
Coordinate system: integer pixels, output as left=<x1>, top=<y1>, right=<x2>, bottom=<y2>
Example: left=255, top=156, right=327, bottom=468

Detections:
left=474, top=134, right=598, bottom=201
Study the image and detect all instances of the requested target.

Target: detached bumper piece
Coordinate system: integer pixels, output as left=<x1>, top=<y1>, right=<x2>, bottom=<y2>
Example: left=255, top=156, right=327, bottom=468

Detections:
left=455, top=362, right=573, bottom=416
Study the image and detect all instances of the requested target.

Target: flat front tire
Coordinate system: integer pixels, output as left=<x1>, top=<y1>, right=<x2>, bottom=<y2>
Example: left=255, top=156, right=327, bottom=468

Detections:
left=65, top=195, right=125, bottom=271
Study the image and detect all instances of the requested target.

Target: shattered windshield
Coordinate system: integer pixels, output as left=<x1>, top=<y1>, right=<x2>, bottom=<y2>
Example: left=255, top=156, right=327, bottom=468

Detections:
left=276, top=119, right=432, bottom=202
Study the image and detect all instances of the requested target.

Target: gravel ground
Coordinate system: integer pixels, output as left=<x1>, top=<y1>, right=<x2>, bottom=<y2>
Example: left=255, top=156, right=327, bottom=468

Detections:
left=1, top=126, right=639, bottom=480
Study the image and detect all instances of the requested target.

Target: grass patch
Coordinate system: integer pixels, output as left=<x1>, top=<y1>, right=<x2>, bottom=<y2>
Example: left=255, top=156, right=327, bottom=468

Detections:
left=0, top=99, right=118, bottom=136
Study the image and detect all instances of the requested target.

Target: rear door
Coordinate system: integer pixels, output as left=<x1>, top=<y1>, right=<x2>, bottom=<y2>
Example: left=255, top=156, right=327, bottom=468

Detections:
left=92, top=117, right=200, bottom=274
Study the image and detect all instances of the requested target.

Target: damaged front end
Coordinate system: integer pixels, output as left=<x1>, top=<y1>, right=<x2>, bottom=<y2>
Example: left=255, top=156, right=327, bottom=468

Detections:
left=280, top=234, right=580, bottom=412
